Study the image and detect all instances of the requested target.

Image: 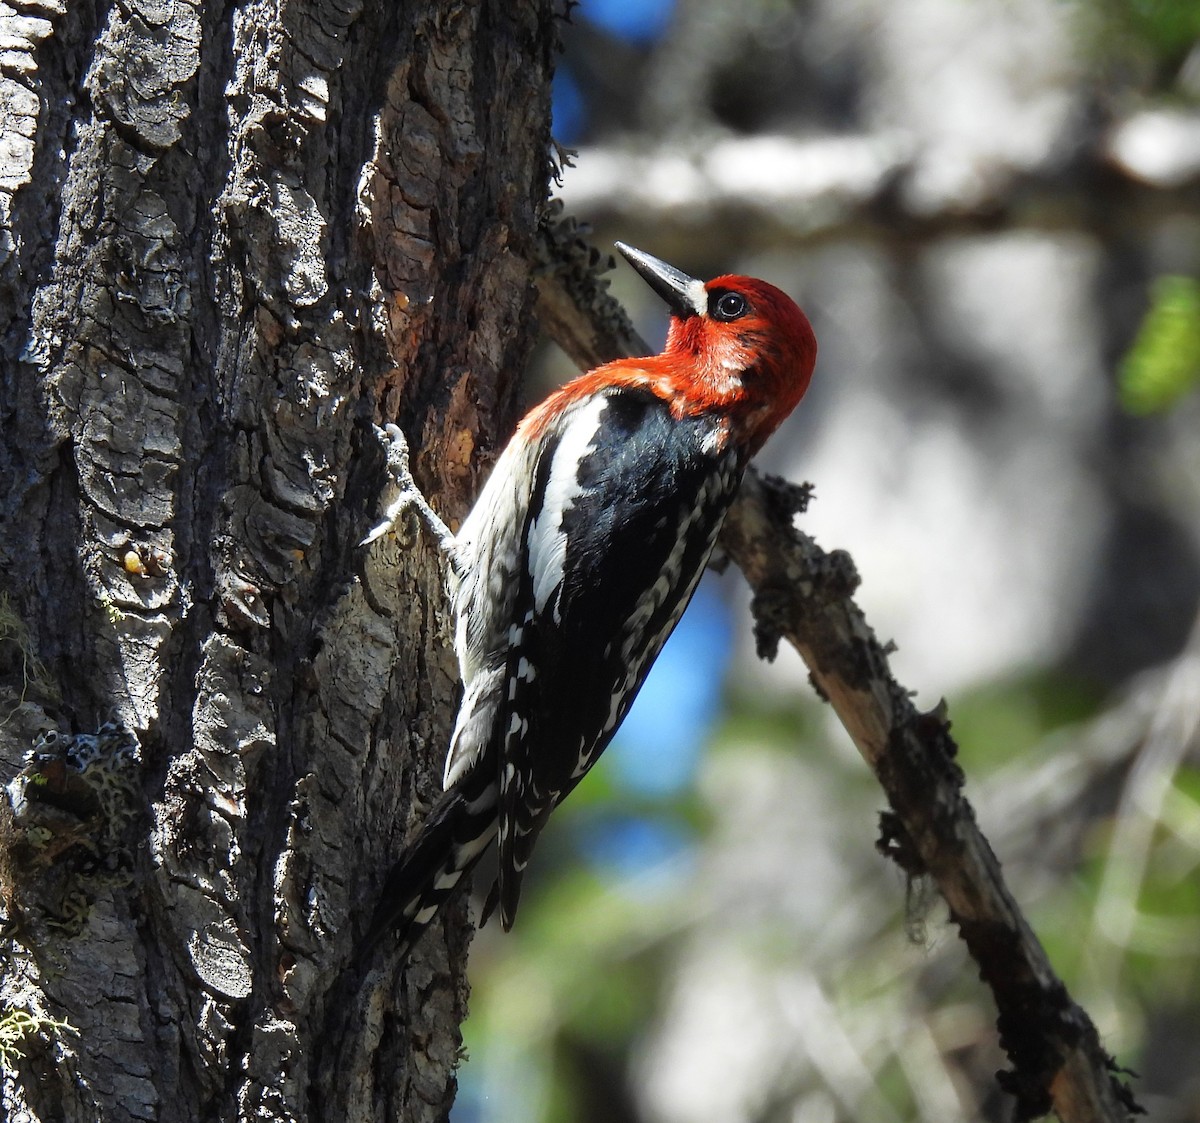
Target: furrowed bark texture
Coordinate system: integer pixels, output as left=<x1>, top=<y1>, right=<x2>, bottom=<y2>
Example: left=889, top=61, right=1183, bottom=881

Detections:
left=0, top=2, right=553, bottom=1121
left=533, top=227, right=1142, bottom=1123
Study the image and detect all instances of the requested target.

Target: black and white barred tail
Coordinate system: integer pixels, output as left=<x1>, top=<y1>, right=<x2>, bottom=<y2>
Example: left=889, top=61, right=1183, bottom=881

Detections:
left=356, top=770, right=498, bottom=964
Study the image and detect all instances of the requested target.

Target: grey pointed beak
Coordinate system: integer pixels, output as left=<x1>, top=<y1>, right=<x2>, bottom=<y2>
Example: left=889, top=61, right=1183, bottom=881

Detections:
left=615, top=242, right=708, bottom=320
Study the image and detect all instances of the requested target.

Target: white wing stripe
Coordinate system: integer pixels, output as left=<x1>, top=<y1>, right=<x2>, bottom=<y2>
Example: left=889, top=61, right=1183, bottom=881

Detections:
left=527, top=395, right=610, bottom=618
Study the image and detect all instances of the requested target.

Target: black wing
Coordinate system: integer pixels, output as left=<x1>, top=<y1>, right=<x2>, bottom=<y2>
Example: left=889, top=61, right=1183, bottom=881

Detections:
left=495, top=387, right=742, bottom=926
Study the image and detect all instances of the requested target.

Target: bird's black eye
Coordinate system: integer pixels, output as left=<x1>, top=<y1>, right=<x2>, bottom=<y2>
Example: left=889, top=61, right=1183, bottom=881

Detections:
left=711, top=290, right=749, bottom=322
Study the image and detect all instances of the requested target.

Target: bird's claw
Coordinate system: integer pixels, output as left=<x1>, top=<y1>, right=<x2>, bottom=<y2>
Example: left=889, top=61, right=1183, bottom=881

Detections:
left=362, top=424, right=421, bottom=547
left=379, top=423, right=414, bottom=480
left=362, top=424, right=462, bottom=572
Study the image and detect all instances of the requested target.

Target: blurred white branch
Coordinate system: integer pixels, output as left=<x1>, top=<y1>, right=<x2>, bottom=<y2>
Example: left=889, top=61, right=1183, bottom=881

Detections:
left=560, top=110, right=1200, bottom=234
left=1106, top=110, right=1200, bottom=189
left=561, top=133, right=913, bottom=231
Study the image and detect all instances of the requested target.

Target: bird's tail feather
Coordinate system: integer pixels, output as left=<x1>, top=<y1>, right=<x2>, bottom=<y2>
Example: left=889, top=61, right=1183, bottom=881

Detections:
left=356, top=774, right=499, bottom=966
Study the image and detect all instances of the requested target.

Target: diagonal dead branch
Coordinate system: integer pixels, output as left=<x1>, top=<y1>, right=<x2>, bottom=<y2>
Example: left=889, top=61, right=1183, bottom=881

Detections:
left=532, top=212, right=1142, bottom=1123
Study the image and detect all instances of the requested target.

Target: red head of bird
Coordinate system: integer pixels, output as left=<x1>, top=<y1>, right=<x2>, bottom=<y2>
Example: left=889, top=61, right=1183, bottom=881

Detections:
left=615, top=242, right=817, bottom=456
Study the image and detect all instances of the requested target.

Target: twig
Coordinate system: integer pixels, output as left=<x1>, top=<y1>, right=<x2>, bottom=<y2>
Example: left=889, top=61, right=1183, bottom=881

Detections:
left=531, top=214, right=1143, bottom=1123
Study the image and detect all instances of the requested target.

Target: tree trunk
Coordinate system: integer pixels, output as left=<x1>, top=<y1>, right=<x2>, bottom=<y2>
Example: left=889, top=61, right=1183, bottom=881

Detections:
left=0, top=2, right=554, bottom=1120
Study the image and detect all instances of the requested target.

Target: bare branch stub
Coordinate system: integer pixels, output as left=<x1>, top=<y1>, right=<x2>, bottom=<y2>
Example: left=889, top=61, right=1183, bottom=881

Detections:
left=532, top=222, right=1142, bottom=1123
left=533, top=201, right=648, bottom=367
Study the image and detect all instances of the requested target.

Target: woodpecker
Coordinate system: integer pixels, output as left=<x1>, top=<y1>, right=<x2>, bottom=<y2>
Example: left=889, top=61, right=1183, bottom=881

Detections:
left=360, top=243, right=817, bottom=961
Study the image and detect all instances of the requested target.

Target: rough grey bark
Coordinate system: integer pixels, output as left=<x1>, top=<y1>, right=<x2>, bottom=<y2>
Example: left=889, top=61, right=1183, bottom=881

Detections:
left=0, top=2, right=554, bottom=1121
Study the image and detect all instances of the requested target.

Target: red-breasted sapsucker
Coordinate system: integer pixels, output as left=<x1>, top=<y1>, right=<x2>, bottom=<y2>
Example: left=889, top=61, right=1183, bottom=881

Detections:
left=361, top=243, right=817, bottom=960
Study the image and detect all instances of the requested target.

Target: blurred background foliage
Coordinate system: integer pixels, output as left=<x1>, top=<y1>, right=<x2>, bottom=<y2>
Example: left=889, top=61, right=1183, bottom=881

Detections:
left=452, top=0, right=1200, bottom=1119
left=1121, top=275, right=1200, bottom=413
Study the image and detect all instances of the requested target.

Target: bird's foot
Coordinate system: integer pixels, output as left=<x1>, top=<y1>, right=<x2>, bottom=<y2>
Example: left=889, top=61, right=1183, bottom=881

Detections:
left=362, top=424, right=462, bottom=574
